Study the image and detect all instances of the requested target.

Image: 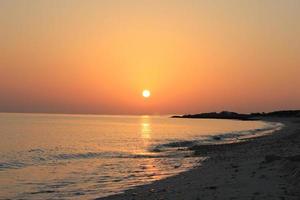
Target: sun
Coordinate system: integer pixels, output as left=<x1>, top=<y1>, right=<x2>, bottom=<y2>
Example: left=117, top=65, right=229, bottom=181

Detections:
left=142, top=90, right=151, bottom=98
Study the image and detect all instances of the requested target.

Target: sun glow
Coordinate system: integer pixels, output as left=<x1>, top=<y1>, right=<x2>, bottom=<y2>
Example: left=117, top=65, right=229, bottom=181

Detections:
left=142, top=90, right=151, bottom=98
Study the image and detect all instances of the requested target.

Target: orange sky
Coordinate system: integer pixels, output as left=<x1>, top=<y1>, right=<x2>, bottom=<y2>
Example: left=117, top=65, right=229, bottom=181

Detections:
left=0, top=0, right=299, bottom=114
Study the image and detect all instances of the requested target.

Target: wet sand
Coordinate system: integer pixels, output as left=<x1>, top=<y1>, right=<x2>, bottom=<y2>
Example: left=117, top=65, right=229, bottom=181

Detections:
left=97, top=118, right=300, bottom=200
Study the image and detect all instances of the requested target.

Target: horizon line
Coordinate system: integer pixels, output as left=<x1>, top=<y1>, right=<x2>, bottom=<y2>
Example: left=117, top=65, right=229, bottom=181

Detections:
left=1, top=109, right=299, bottom=117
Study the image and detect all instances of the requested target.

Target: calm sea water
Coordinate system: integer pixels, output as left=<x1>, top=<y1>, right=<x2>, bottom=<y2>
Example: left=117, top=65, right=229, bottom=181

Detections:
left=0, top=113, right=281, bottom=200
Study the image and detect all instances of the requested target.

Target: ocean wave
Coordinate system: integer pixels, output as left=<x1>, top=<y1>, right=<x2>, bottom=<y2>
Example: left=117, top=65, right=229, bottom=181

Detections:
left=0, top=151, right=180, bottom=171
left=150, top=122, right=283, bottom=153
left=53, top=151, right=175, bottom=160
left=0, top=161, right=27, bottom=170
left=150, top=140, right=198, bottom=152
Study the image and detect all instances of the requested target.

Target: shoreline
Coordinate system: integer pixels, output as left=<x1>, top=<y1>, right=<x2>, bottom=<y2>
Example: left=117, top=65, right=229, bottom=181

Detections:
left=97, top=117, right=300, bottom=200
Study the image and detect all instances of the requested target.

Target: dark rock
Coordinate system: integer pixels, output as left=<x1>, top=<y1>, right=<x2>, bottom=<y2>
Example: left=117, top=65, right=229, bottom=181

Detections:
left=231, top=164, right=239, bottom=168
left=264, top=155, right=282, bottom=163
left=74, top=192, right=85, bottom=196
left=205, top=186, right=217, bottom=190
left=212, top=136, right=221, bottom=140
left=286, top=155, right=300, bottom=162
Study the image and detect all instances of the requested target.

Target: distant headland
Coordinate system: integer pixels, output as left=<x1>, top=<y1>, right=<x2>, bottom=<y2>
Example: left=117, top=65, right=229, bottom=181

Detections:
left=172, top=110, right=300, bottom=120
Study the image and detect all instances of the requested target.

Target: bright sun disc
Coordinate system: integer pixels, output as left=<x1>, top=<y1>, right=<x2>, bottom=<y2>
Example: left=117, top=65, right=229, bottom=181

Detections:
left=142, top=90, right=151, bottom=98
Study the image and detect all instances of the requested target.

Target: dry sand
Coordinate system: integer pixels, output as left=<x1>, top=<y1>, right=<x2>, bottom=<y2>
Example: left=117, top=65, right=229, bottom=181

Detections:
left=97, top=118, right=300, bottom=200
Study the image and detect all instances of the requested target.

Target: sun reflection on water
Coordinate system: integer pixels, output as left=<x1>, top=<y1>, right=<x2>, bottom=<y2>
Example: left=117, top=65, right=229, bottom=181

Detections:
left=140, top=116, right=151, bottom=140
left=135, top=116, right=153, bottom=156
left=139, top=117, right=164, bottom=182
left=141, top=123, right=151, bottom=139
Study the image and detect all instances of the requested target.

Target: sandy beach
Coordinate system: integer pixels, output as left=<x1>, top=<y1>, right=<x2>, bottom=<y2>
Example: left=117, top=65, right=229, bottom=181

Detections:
left=98, top=118, right=300, bottom=200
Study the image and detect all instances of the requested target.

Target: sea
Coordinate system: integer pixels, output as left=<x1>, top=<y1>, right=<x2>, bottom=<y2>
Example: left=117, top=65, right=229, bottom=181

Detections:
left=0, top=113, right=282, bottom=200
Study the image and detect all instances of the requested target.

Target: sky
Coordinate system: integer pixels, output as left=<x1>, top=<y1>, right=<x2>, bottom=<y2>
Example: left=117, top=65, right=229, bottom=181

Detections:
left=0, top=0, right=299, bottom=115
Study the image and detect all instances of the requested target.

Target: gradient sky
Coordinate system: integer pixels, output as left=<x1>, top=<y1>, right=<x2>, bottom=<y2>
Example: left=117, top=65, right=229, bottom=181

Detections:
left=0, top=0, right=299, bottom=115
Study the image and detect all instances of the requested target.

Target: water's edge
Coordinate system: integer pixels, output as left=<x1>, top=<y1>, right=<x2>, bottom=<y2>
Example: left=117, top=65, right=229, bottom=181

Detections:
left=97, top=120, right=284, bottom=199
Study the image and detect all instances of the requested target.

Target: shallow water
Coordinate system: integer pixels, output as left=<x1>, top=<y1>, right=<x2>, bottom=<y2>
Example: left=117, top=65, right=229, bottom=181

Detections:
left=0, top=113, right=280, bottom=199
